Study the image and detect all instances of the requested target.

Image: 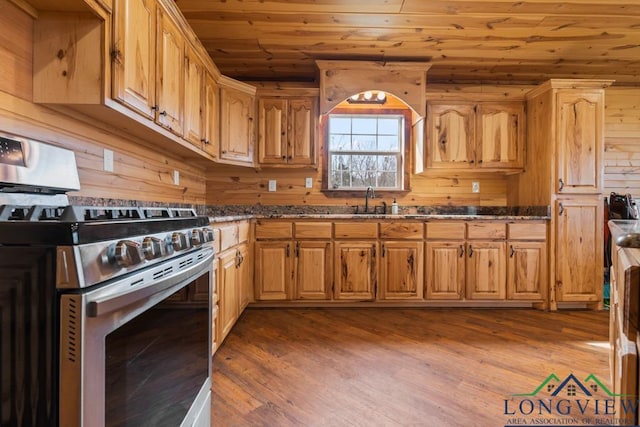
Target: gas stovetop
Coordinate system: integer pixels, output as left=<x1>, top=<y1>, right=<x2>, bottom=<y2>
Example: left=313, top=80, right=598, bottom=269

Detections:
left=0, top=205, right=211, bottom=245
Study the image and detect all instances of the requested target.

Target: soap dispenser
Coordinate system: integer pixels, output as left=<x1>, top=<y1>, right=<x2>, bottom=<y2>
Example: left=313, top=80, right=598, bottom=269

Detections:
left=391, top=198, right=399, bottom=215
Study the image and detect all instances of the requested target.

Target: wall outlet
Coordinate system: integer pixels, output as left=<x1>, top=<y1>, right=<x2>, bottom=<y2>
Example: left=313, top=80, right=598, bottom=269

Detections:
left=268, top=180, right=277, bottom=192
left=103, top=149, right=114, bottom=172
left=472, top=181, right=480, bottom=193
left=173, top=170, right=180, bottom=186
left=305, top=177, right=313, bottom=188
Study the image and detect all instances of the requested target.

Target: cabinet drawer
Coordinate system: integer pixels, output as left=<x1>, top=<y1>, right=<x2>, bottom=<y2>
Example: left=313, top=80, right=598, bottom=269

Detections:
left=467, top=223, right=506, bottom=240
left=334, top=222, right=378, bottom=239
left=508, top=223, right=547, bottom=240
left=426, top=222, right=465, bottom=240
left=218, top=224, right=238, bottom=251
left=295, top=222, right=332, bottom=239
left=380, top=222, right=423, bottom=239
left=255, top=221, right=293, bottom=239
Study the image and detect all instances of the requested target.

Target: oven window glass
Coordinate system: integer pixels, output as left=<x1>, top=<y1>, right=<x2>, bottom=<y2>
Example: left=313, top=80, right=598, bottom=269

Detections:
left=105, top=277, right=209, bottom=426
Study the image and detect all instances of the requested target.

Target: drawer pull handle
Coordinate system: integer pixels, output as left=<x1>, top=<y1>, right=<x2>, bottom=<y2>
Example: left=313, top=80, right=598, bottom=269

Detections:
left=510, top=245, right=515, bottom=258
left=559, top=178, right=565, bottom=191
left=558, top=203, right=564, bottom=216
left=459, top=245, right=464, bottom=257
left=468, top=245, right=474, bottom=257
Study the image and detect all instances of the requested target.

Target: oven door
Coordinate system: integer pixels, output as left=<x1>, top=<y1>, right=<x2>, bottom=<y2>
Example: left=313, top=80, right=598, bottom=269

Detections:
left=59, top=247, right=214, bottom=427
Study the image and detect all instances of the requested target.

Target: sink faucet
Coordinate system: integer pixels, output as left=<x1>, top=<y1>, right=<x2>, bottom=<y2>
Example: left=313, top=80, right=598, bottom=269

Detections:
left=365, top=186, right=375, bottom=213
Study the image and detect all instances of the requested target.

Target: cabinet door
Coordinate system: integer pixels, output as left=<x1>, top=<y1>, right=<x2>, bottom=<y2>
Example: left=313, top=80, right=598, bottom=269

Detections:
left=258, top=97, right=287, bottom=164
left=217, top=249, right=238, bottom=345
left=425, top=241, right=465, bottom=300
left=379, top=241, right=423, bottom=300
left=466, top=241, right=506, bottom=300
left=255, top=241, right=291, bottom=300
left=426, top=103, right=475, bottom=168
left=556, top=91, right=603, bottom=194
left=294, top=241, right=332, bottom=300
left=476, top=102, right=524, bottom=169
left=555, top=198, right=603, bottom=304
left=156, top=9, right=184, bottom=135
left=112, top=0, right=156, bottom=119
left=334, top=242, right=377, bottom=300
left=288, top=97, right=316, bottom=165
left=183, top=46, right=204, bottom=147
left=507, top=241, right=547, bottom=300
left=237, top=243, right=252, bottom=311
left=220, top=87, right=255, bottom=164
left=202, top=73, right=219, bottom=158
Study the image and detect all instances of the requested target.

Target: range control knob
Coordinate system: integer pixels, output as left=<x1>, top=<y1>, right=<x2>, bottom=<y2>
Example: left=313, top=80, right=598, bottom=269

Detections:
left=114, top=240, right=143, bottom=267
left=191, top=229, right=203, bottom=247
left=142, top=236, right=165, bottom=260
left=171, top=232, right=191, bottom=251
left=201, top=228, right=214, bottom=243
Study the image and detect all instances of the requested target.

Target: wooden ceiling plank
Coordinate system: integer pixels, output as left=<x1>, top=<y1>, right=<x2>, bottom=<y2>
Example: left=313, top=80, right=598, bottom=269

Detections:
left=176, top=0, right=404, bottom=14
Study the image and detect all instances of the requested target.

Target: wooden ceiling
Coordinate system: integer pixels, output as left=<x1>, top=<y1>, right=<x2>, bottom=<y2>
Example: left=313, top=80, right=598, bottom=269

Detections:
left=176, top=0, right=640, bottom=86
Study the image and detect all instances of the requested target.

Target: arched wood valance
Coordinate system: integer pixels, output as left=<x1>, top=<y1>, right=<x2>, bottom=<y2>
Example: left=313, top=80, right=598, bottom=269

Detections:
left=315, top=60, right=431, bottom=117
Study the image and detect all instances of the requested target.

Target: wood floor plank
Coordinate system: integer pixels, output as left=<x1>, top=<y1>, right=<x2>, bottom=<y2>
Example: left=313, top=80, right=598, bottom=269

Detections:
left=212, top=308, right=611, bottom=426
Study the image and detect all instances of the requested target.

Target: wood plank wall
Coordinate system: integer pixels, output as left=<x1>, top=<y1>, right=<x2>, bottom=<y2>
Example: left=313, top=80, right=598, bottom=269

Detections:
left=604, top=87, right=640, bottom=199
left=0, top=0, right=206, bottom=205
left=2, top=0, right=638, bottom=208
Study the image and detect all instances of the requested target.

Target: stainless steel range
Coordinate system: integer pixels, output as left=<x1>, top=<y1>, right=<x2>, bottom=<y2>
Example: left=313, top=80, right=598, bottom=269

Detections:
left=0, top=132, right=214, bottom=427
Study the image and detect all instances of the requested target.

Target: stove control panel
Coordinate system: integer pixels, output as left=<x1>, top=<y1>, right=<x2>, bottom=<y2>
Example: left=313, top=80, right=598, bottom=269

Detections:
left=89, top=227, right=216, bottom=284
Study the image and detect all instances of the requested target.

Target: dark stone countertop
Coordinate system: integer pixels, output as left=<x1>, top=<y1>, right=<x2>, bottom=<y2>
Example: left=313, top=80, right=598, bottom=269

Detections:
left=206, top=205, right=551, bottom=223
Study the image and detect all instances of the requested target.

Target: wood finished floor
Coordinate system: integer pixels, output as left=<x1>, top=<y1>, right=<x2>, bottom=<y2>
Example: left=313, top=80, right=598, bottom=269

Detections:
left=212, top=308, right=610, bottom=427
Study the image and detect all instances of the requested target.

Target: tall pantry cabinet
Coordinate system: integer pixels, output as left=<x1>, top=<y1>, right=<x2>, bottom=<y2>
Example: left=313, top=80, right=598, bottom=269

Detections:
left=509, top=79, right=613, bottom=310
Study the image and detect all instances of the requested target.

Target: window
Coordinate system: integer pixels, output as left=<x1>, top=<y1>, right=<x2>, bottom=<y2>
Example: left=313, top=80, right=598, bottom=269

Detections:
left=327, top=113, right=405, bottom=190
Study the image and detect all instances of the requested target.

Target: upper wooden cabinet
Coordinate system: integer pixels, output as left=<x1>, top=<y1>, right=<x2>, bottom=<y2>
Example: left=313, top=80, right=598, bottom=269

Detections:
left=257, top=96, right=317, bottom=167
left=556, top=90, right=604, bottom=194
left=183, top=45, right=205, bottom=147
left=156, top=8, right=184, bottom=136
left=426, top=101, right=524, bottom=172
left=33, top=0, right=261, bottom=164
left=219, top=78, right=256, bottom=166
left=202, top=73, right=220, bottom=159
left=112, top=0, right=156, bottom=119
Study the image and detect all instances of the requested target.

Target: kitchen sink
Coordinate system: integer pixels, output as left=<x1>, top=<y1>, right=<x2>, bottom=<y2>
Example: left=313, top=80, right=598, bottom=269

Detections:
left=609, top=219, right=640, bottom=248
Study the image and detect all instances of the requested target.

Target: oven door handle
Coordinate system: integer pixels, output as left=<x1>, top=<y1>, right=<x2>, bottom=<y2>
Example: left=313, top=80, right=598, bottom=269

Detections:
left=86, top=248, right=214, bottom=318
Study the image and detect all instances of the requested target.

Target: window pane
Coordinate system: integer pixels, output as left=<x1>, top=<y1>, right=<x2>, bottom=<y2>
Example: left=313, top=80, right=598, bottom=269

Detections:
left=378, top=136, right=399, bottom=151
left=378, top=156, right=397, bottom=171
left=327, top=113, right=404, bottom=190
left=377, top=172, right=397, bottom=188
left=352, top=118, right=377, bottom=134
left=330, top=117, right=351, bottom=134
left=378, top=118, right=399, bottom=135
left=330, top=134, right=350, bottom=150
left=352, top=135, right=376, bottom=151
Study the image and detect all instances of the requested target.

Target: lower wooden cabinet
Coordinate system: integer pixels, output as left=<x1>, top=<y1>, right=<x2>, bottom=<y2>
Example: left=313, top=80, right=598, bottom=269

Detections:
left=295, top=241, right=332, bottom=300
left=255, top=241, right=291, bottom=300
left=507, top=241, right=547, bottom=300
left=237, top=243, right=252, bottom=311
left=466, top=241, right=507, bottom=300
left=379, top=241, right=423, bottom=300
left=555, top=197, right=603, bottom=305
left=254, top=240, right=332, bottom=300
left=425, top=241, right=465, bottom=300
left=217, top=248, right=239, bottom=345
left=334, top=241, right=377, bottom=300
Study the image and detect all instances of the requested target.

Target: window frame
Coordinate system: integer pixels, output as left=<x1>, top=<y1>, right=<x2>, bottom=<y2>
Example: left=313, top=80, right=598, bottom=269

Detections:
left=321, top=108, right=412, bottom=196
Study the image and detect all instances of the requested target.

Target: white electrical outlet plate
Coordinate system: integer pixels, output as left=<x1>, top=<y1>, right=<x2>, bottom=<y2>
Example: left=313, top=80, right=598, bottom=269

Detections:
left=173, top=170, right=180, bottom=186
left=268, top=180, right=277, bottom=192
left=472, top=181, right=480, bottom=193
left=305, top=177, right=313, bottom=188
left=103, top=149, right=114, bottom=172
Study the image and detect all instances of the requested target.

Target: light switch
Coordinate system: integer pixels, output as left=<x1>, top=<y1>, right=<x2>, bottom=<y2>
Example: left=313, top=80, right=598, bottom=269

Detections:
left=305, top=177, right=313, bottom=188
left=268, top=180, right=277, bottom=192
left=103, top=149, right=114, bottom=172
left=173, top=170, right=180, bottom=185
left=472, top=181, right=480, bottom=193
